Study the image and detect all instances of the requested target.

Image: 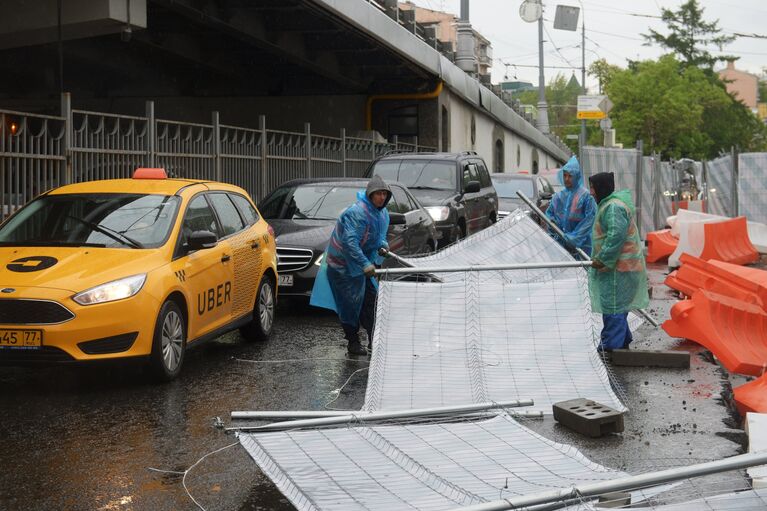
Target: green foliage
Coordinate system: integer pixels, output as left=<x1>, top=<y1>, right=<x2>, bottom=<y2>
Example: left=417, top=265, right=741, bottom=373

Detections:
left=514, top=74, right=584, bottom=153
left=643, top=0, right=736, bottom=69
left=604, top=55, right=766, bottom=159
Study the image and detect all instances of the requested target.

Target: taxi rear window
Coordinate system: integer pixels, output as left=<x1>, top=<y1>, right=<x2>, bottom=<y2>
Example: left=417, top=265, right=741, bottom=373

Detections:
left=0, top=193, right=180, bottom=249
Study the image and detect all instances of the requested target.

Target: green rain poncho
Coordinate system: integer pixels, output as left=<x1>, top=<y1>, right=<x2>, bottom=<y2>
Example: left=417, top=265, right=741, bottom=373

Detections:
left=589, top=189, right=649, bottom=314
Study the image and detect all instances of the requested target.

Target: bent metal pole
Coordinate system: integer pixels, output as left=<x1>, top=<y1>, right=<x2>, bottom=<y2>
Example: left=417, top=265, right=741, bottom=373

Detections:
left=516, top=191, right=660, bottom=328
left=375, top=260, right=592, bottom=275
left=227, top=399, right=534, bottom=432
left=450, top=450, right=767, bottom=511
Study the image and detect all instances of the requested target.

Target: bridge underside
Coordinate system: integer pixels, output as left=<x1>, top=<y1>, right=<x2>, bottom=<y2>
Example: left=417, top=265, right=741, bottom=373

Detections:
left=0, top=0, right=436, bottom=103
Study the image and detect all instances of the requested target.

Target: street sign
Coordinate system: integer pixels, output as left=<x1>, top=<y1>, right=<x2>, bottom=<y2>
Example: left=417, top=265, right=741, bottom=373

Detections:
left=553, top=5, right=580, bottom=31
left=565, top=134, right=579, bottom=140
left=519, top=1, right=542, bottom=23
left=599, top=117, right=612, bottom=130
left=577, top=95, right=613, bottom=120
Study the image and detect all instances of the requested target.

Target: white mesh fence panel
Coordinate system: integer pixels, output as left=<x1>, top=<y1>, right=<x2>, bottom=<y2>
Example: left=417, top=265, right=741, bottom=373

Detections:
left=239, top=413, right=654, bottom=511
left=402, top=211, right=574, bottom=283
left=659, top=161, right=676, bottom=224
left=706, top=155, right=734, bottom=218
left=738, top=152, right=767, bottom=224
left=364, top=273, right=625, bottom=414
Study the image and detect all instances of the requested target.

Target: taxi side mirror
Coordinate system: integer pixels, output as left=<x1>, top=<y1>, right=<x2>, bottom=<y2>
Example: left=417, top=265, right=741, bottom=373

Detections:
left=465, top=180, right=481, bottom=194
left=188, top=230, right=218, bottom=250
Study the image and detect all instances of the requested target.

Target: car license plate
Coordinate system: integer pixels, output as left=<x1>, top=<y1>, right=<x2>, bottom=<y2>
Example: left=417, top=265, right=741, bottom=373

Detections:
left=278, top=274, right=294, bottom=287
left=0, top=329, right=43, bottom=349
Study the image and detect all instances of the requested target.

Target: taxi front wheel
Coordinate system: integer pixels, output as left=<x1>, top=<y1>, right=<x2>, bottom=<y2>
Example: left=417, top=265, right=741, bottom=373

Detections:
left=149, top=300, right=186, bottom=381
left=240, top=274, right=275, bottom=342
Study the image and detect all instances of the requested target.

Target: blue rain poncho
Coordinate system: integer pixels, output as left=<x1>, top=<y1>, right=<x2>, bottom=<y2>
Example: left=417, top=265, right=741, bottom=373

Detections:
left=310, top=182, right=390, bottom=325
left=545, top=156, right=597, bottom=254
left=588, top=189, right=649, bottom=315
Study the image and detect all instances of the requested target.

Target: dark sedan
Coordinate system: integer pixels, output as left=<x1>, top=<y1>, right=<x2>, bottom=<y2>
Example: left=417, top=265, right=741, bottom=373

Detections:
left=490, top=173, right=554, bottom=219
left=259, top=178, right=440, bottom=298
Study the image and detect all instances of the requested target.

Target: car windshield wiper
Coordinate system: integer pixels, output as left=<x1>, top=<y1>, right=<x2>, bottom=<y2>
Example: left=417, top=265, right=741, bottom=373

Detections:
left=66, top=215, right=145, bottom=248
left=408, top=186, right=449, bottom=190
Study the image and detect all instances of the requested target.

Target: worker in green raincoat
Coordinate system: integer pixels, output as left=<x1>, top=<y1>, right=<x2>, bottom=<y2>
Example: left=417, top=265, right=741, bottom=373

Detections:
left=588, top=172, right=649, bottom=351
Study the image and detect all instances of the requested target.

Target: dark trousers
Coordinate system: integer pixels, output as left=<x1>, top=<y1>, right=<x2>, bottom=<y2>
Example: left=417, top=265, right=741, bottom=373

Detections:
left=600, top=313, right=633, bottom=351
left=342, top=277, right=377, bottom=345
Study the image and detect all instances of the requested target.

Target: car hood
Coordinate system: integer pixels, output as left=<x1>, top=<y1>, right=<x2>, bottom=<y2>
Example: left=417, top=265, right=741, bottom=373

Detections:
left=406, top=188, right=457, bottom=207
left=269, top=219, right=334, bottom=251
left=498, top=197, right=525, bottom=212
left=0, top=246, right=168, bottom=293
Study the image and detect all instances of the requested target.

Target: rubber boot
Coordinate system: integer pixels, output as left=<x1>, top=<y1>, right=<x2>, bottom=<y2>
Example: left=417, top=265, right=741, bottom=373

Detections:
left=342, top=323, right=366, bottom=355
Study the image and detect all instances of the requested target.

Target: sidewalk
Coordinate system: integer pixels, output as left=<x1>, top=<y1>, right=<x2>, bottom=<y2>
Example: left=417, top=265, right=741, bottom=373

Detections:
left=522, top=261, right=750, bottom=499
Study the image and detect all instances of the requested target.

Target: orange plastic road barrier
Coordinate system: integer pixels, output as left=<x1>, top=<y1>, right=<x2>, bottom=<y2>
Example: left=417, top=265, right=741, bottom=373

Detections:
left=734, top=374, right=767, bottom=414
left=709, top=259, right=767, bottom=288
left=699, top=216, right=759, bottom=265
left=672, top=200, right=707, bottom=214
left=646, top=229, right=678, bottom=263
left=664, top=253, right=766, bottom=307
left=663, top=289, right=767, bottom=377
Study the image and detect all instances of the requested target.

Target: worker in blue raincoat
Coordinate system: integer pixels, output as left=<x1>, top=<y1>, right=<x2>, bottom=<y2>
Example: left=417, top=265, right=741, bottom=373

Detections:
left=545, top=155, right=597, bottom=255
left=311, top=175, right=391, bottom=355
left=588, top=171, right=649, bottom=351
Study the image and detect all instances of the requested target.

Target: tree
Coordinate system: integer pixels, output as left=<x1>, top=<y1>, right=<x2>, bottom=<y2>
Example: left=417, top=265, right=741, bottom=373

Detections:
left=643, top=0, right=736, bottom=69
left=604, top=55, right=766, bottom=159
left=515, top=74, right=583, bottom=153
left=588, top=59, right=620, bottom=94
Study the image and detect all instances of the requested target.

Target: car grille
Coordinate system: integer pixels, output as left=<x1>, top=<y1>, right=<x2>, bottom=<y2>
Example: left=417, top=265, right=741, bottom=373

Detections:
left=276, top=247, right=315, bottom=273
left=0, top=346, right=75, bottom=363
left=0, top=299, right=75, bottom=325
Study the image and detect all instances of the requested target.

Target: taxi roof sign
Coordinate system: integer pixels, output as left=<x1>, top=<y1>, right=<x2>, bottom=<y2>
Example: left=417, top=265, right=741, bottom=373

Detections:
left=133, top=168, right=168, bottom=179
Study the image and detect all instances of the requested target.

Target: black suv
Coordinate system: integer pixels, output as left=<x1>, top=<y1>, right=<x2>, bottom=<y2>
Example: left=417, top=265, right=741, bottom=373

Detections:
left=366, top=152, right=498, bottom=247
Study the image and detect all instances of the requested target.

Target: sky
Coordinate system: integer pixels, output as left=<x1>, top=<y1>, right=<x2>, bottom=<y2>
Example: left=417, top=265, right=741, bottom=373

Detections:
left=408, top=0, right=767, bottom=92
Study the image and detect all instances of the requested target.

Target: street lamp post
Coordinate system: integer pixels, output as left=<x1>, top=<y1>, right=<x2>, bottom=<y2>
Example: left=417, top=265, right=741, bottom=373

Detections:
left=537, top=9, right=550, bottom=134
left=578, top=0, right=587, bottom=158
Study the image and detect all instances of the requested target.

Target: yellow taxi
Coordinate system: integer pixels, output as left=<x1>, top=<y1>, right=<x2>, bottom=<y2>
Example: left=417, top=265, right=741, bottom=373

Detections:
left=0, top=168, right=278, bottom=380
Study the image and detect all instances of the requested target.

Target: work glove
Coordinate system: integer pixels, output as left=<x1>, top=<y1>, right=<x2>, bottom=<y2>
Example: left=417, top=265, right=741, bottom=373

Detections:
left=591, top=259, right=605, bottom=269
left=363, top=264, right=376, bottom=277
left=378, top=247, right=391, bottom=258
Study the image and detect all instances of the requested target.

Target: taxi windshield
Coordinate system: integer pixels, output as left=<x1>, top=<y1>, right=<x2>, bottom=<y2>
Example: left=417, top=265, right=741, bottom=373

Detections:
left=0, top=193, right=180, bottom=248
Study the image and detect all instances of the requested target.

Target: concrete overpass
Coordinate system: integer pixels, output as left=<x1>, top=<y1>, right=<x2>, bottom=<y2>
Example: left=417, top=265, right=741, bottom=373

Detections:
left=0, top=0, right=570, bottom=172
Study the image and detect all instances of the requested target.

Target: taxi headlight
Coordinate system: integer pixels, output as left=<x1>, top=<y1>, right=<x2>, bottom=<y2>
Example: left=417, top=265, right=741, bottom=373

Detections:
left=73, top=274, right=147, bottom=305
left=425, top=206, right=450, bottom=222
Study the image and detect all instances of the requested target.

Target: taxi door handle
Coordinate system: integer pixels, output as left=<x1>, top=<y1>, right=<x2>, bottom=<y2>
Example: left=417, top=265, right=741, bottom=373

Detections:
left=221, top=254, right=231, bottom=263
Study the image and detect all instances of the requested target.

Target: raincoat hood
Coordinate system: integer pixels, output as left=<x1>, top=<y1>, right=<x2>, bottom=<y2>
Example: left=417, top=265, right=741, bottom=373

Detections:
left=589, top=172, right=615, bottom=204
left=366, top=175, right=392, bottom=209
left=559, top=156, right=583, bottom=190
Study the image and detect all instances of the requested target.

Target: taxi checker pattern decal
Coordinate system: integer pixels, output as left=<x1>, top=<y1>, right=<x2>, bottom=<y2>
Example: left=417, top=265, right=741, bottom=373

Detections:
left=175, top=269, right=186, bottom=282
left=6, top=256, right=58, bottom=273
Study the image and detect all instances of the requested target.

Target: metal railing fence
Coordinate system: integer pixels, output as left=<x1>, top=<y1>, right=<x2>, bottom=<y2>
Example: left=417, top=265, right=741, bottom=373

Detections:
left=0, top=94, right=435, bottom=220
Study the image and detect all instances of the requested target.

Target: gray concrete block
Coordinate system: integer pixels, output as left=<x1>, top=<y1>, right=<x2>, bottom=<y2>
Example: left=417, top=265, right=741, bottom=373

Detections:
left=553, top=398, right=624, bottom=438
left=610, top=349, right=690, bottom=368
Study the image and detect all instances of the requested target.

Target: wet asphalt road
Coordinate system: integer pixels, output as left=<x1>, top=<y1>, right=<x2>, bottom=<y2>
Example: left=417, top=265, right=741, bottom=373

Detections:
left=0, top=263, right=750, bottom=510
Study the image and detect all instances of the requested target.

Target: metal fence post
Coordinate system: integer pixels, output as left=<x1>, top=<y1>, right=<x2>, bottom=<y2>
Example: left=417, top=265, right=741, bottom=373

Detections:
left=702, top=160, right=709, bottom=204
left=635, top=139, right=643, bottom=237
left=340, top=128, right=347, bottom=177
left=652, top=153, right=661, bottom=230
left=305, top=122, right=312, bottom=179
left=731, top=146, right=739, bottom=216
left=259, top=115, right=267, bottom=201
left=146, top=101, right=155, bottom=168
left=60, top=92, right=72, bottom=184
left=212, top=111, right=221, bottom=182
left=414, top=135, right=419, bottom=152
